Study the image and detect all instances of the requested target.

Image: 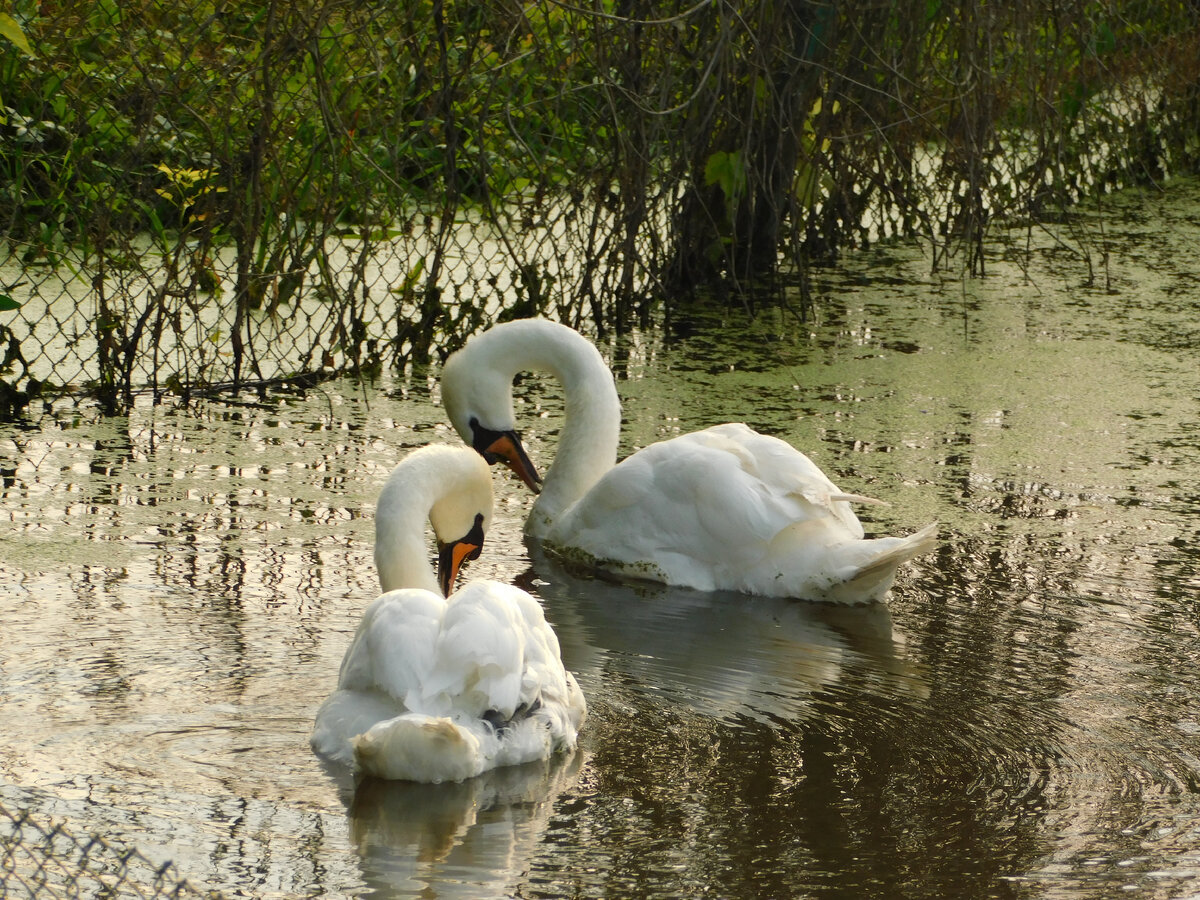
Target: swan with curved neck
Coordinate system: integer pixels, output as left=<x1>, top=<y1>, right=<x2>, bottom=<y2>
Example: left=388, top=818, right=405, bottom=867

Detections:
left=372, top=443, right=491, bottom=597
left=441, top=319, right=936, bottom=605
left=441, top=318, right=622, bottom=538
left=311, top=443, right=586, bottom=782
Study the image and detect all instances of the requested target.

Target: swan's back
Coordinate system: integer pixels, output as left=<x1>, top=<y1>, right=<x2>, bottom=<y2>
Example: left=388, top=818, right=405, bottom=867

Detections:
left=313, top=583, right=585, bottom=782
left=336, top=590, right=444, bottom=702
left=421, top=581, right=579, bottom=724
left=550, top=424, right=861, bottom=573
left=547, top=423, right=935, bottom=603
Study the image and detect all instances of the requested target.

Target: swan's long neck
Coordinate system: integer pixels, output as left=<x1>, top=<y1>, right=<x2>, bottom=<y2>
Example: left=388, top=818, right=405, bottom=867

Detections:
left=448, top=320, right=621, bottom=537
left=374, top=446, right=489, bottom=595
left=374, top=476, right=441, bottom=594
left=531, top=335, right=622, bottom=535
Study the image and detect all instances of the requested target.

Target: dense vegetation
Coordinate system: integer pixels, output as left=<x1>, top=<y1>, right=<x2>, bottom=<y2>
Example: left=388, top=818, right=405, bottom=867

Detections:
left=1, top=0, right=1198, bottom=414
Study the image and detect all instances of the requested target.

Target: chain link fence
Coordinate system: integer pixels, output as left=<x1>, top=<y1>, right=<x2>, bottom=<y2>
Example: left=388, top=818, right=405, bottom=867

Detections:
left=0, top=0, right=1198, bottom=419
left=1, top=0, right=645, bottom=417
left=1, top=799, right=216, bottom=899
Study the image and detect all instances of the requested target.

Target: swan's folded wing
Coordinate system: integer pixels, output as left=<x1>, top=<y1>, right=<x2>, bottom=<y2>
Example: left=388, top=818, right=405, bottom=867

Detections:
left=663, top=427, right=864, bottom=552
left=422, top=582, right=529, bottom=718
left=509, top=589, right=577, bottom=710
left=700, top=423, right=867, bottom=536
left=549, top=423, right=882, bottom=594
left=547, top=448, right=674, bottom=566
left=337, top=590, right=444, bottom=703
left=553, top=432, right=786, bottom=580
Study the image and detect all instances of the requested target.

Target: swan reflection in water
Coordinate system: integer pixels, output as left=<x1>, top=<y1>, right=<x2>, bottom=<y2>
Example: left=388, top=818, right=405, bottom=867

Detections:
left=330, top=541, right=927, bottom=895
left=337, top=751, right=584, bottom=898
left=519, top=542, right=930, bottom=726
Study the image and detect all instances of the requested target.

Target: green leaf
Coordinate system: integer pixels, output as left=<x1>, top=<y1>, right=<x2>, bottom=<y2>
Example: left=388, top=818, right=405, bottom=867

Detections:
left=0, top=295, right=19, bottom=311
left=703, top=150, right=747, bottom=205
left=390, top=256, right=426, bottom=294
left=0, top=14, right=34, bottom=56
left=703, top=150, right=731, bottom=188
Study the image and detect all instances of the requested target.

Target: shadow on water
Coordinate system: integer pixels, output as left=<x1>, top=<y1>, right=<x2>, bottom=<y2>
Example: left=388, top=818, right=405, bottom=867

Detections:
left=520, top=542, right=921, bottom=727
left=499, top=542, right=1080, bottom=899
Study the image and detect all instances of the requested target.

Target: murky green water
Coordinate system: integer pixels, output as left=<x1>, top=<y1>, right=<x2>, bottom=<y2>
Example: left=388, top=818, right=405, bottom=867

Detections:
left=2, top=179, right=1200, bottom=898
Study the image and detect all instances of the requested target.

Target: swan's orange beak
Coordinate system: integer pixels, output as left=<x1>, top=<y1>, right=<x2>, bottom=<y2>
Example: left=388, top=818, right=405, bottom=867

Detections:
left=437, top=514, right=485, bottom=595
left=469, top=418, right=542, bottom=494
left=484, top=432, right=542, bottom=494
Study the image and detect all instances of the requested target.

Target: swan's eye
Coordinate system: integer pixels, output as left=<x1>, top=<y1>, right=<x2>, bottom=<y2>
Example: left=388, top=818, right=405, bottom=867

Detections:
left=469, top=417, right=502, bottom=462
left=437, top=514, right=487, bottom=595
left=464, top=513, right=486, bottom=559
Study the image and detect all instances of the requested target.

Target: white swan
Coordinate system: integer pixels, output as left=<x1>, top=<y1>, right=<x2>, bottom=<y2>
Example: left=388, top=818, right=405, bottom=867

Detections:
left=441, top=319, right=937, bottom=605
left=311, top=444, right=586, bottom=783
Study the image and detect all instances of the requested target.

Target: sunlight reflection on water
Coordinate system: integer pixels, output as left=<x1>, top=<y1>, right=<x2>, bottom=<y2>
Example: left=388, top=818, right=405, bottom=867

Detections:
left=2, top=179, right=1200, bottom=898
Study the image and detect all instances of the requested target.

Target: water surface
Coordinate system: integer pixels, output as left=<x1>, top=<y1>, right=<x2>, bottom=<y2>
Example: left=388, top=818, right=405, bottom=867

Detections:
left=2, top=180, right=1200, bottom=898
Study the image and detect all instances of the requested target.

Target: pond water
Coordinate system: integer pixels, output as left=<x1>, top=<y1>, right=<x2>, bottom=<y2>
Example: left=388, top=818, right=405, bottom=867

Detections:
left=2, top=178, right=1200, bottom=899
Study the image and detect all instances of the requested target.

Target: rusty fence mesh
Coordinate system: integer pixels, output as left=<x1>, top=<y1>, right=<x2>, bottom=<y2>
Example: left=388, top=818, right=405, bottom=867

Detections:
left=2, top=0, right=635, bottom=417
left=1, top=0, right=1199, bottom=418
left=0, top=799, right=216, bottom=899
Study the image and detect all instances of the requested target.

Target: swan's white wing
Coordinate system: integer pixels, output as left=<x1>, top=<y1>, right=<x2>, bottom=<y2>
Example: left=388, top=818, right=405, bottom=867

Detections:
left=507, top=589, right=580, bottom=723
left=550, top=424, right=867, bottom=590
left=546, top=435, right=765, bottom=587
left=336, top=590, right=446, bottom=706
left=420, top=582, right=534, bottom=719
left=699, top=424, right=869, bottom=537
left=500, top=593, right=587, bottom=758
left=422, top=581, right=584, bottom=733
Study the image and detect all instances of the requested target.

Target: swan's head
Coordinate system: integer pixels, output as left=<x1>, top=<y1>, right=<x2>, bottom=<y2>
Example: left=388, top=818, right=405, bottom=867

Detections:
left=441, top=332, right=542, bottom=494
left=424, top=447, right=495, bottom=594
left=377, top=444, right=495, bottom=595
left=436, top=512, right=485, bottom=596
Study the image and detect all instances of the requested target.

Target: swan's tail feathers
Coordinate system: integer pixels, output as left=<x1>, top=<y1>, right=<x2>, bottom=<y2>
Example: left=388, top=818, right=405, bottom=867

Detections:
left=831, top=523, right=939, bottom=605
left=888, top=522, right=938, bottom=560
left=352, top=714, right=484, bottom=783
